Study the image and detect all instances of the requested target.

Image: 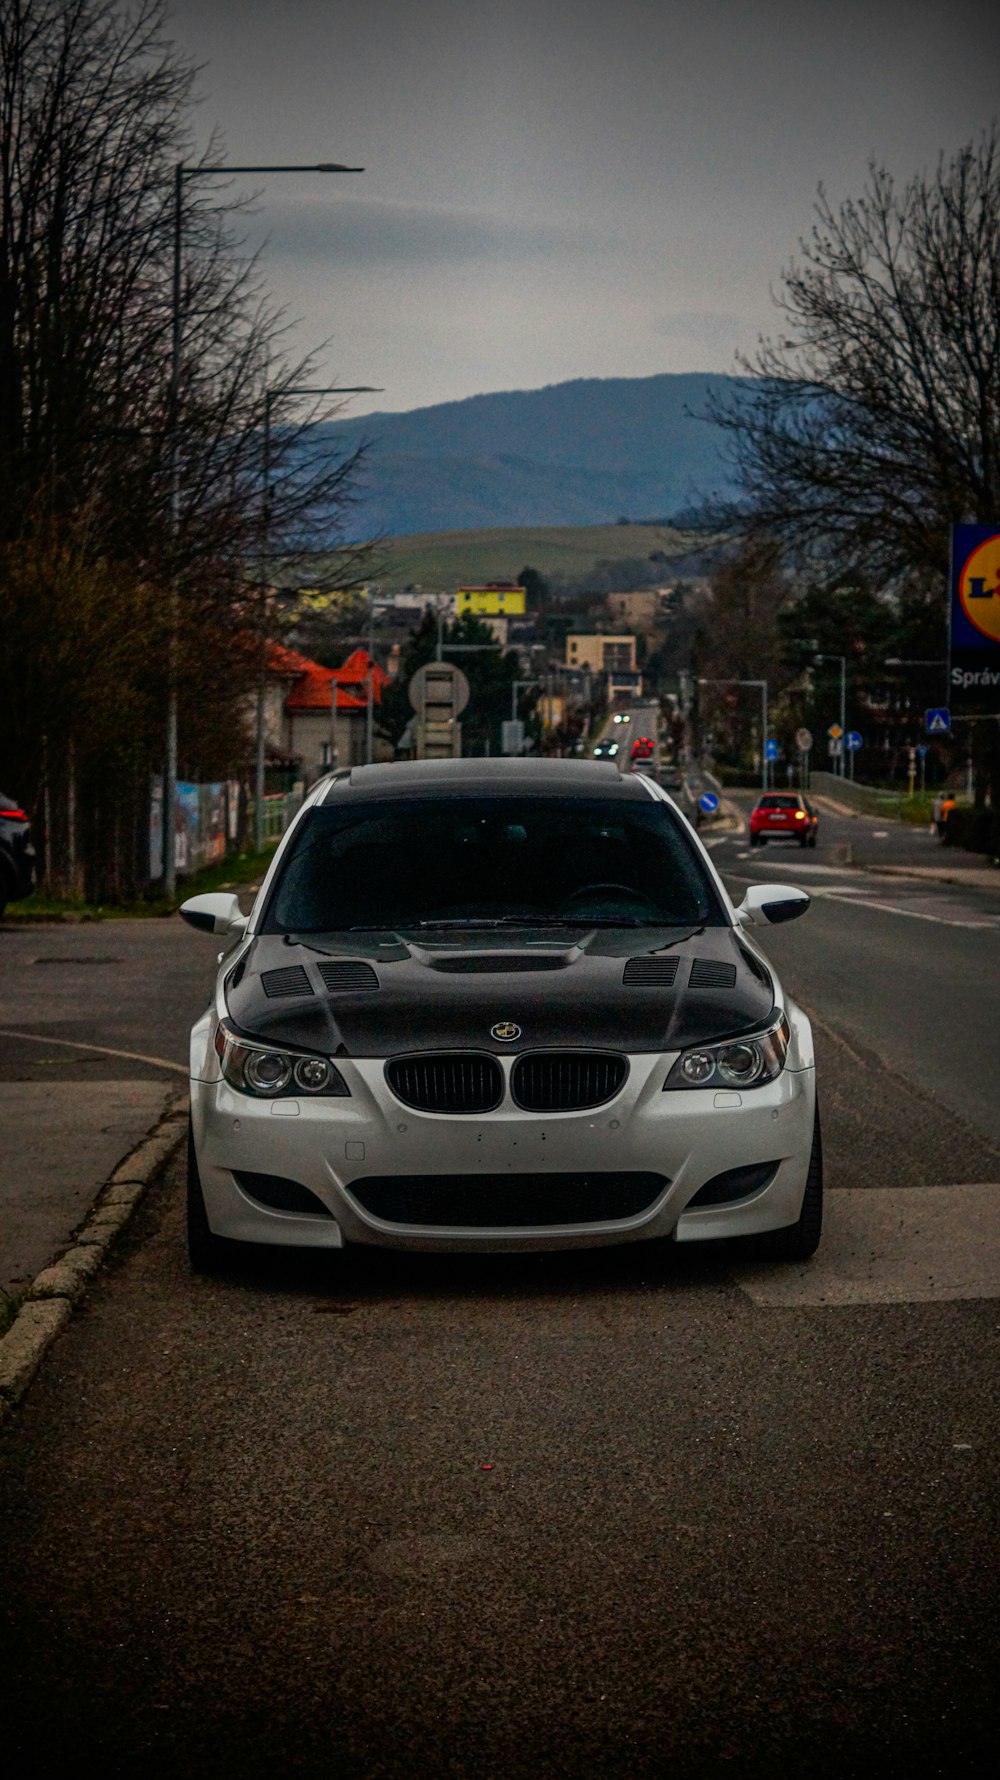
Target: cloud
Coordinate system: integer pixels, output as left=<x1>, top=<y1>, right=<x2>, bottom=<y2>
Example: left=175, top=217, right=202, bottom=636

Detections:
left=253, top=194, right=609, bottom=267
left=651, top=311, right=740, bottom=348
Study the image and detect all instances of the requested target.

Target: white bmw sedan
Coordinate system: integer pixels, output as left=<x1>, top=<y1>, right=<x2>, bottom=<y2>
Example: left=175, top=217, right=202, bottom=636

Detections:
left=181, top=759, right=820, bottom=1271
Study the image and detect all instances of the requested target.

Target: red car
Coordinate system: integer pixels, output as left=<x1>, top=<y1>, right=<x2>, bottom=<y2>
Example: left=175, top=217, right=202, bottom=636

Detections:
left=630, top=735, right=655, bottom=762
left=749, top=793, right=818, bottom=848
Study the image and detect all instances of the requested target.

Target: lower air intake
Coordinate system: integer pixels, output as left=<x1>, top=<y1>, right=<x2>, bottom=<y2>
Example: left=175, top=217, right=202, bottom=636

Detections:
left=347, top=1171, right=668, bottom=1227
left=686, top=1161, right=778, bottom=1208
left=511, top=1051, right=628, bottom=1111
left=233, top=1171, right=334, bottom=1217
left=385, top=1052, right=504, bottom=1114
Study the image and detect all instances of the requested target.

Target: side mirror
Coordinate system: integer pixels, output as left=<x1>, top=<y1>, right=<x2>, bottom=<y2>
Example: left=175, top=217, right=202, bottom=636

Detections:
left=735, top=884, right=811, bottom=928
left=179, top=892, right=248, bottom=938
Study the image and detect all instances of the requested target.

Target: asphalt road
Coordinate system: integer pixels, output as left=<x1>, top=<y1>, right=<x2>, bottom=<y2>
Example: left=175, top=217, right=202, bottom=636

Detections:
left=1, top=810, right=999, bottom=1777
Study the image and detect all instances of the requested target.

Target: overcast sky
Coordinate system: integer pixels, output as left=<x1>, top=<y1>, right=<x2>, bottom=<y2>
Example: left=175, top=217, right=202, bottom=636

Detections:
left=169, top=0, right=998, bottom=419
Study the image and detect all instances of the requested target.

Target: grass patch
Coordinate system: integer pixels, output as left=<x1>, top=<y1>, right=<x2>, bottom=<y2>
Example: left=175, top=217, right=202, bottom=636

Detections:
left=3, top=845, right=278, bottom=924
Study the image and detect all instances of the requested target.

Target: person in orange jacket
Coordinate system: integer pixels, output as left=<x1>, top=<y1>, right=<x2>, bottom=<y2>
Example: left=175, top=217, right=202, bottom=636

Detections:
left=936, top=792, right=956, bottom=839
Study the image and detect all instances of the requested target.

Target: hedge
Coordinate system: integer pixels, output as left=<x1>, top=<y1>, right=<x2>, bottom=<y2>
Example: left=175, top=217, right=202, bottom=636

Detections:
left=944, top=807, right=1000, bottom=858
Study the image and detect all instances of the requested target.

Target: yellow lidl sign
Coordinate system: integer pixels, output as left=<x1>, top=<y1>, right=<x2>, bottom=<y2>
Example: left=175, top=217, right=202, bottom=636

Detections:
left=950, top=524, right=1000, bottom=714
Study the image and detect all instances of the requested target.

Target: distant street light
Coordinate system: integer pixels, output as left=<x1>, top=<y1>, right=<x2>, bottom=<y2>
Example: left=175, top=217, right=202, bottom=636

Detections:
left=812, top=653, right=847, bottom=777
left=163, top=158, right=363, bottom=895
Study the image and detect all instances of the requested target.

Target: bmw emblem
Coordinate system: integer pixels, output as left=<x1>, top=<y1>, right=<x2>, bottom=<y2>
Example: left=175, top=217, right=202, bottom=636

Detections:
left=491, top=1021, right=521, bottom=1042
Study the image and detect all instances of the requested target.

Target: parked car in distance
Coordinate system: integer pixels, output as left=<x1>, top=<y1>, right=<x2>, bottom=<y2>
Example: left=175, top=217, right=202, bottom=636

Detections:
left=0, top=793, right=36, bottom=917
left=750, top=793, right=818, bottom=848
left=180, top=757, right=820, bottom=1275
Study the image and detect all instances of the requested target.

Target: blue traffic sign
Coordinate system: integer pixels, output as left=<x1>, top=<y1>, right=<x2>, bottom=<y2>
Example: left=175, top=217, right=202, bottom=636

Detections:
left=925, top=707, right=951, bottom=734
left=845, top=731, right=862, bottom=751
left=698, top=791, right=720, bottom=814
left=764, top=738, right=778, bottom=761
left=917, top=744, right=928, bottom=757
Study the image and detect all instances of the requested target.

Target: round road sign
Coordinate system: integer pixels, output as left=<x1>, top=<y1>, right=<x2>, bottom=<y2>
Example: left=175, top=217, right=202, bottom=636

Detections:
left=795, top=726, right=813, bottom=750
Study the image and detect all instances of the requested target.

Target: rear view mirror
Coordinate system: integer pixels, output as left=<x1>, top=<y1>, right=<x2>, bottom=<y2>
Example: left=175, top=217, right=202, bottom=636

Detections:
left=735, top=884, right=811, bottom=928
left=179, top=892, right=248, bottom=938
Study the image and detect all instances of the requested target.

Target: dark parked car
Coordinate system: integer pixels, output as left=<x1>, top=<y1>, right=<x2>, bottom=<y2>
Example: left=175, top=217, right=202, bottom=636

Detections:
left=0, top=792, right=36, bottom=916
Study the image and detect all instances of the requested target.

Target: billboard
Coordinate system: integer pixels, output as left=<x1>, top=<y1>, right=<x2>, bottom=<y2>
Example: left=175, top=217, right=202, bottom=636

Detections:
left=950, top=525, right=1000, bottom=715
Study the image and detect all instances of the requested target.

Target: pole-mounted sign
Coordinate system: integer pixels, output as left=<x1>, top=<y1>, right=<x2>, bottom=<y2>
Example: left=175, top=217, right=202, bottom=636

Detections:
left=408, top=661, right=470, bottom=759
left=949, top=524, right=1000, bottom=715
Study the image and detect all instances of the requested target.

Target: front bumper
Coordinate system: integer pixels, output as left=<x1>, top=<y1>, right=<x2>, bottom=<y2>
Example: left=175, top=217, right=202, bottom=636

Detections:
left=191, top=1025, right=817, bottom=1254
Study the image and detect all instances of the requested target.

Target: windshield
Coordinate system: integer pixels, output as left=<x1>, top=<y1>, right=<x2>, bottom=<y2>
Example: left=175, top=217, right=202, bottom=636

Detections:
left=264, top=794, right=723, bottom=933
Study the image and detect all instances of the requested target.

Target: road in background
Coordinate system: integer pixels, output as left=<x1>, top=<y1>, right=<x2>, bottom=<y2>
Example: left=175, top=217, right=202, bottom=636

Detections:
left=711, top=792, right=1000, bottom=1150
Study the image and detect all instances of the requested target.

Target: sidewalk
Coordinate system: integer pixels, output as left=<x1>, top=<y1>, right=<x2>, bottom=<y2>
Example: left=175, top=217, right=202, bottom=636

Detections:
left=805, top=792, right=1000, bottom=891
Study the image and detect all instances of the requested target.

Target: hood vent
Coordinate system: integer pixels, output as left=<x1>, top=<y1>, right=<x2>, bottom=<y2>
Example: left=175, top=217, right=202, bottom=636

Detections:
left=430, top=953, right=567, bottom=974
left=318, top=960, right=380, bottom=993
left=623, top=956, right=679, bottom=987
left=261, top=965, right=312, bottom=999
left=689, top=959, right=737, bottom=989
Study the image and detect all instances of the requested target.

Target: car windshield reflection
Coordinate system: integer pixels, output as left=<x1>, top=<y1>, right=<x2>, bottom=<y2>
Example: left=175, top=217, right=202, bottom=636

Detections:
left=264, top=795, right=723, bottom=934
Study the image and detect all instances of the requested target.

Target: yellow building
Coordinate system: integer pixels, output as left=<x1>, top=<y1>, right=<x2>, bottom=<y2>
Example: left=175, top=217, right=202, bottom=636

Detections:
left=457, top=583, right=526, bottom=617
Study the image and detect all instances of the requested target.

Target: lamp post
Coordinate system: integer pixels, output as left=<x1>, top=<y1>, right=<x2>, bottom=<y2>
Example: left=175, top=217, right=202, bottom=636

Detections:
left=256, top=384, right=381, bottom=848
left=164, top=158, right=363, bottom=896
left=698, top=677, right=769, bottom=791
left=813, top=653, right=846, bottom=778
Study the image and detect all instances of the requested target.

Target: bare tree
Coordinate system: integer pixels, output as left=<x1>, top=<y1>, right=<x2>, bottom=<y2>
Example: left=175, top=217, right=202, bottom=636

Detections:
left=0, top=0, right=368, bottom=897
left=708, top=130, right=1000, bottom=584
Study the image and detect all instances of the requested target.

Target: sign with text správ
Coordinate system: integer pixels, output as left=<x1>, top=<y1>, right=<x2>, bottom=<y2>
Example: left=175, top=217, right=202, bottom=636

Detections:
left=949, top=524, right=1000, bottom=715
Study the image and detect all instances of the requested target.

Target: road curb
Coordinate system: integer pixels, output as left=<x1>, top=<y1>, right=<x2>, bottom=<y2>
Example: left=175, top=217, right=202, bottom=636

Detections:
left=0, top=1090, right=189, bottom=1428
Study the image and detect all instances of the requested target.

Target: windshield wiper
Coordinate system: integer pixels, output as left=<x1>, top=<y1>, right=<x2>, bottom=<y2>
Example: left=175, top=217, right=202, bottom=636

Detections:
left=348, top=915, right=684, bottom=932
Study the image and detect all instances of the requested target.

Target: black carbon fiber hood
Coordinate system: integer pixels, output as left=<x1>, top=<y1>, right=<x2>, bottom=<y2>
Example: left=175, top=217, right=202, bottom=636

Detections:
left=224, top=926, right=775, bottom=1056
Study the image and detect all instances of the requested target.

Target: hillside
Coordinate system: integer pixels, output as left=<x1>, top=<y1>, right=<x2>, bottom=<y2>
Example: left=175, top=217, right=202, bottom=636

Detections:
left=311, top=372, right=744, bottom=538
left=293, top=523, right=720, bottom=595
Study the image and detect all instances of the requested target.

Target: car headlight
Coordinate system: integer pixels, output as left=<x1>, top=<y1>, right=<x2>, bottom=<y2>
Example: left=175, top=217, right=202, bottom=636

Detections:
left=663, top=1014, right=789, bottom=1091
left=214, top=1022, right=350, bottom=1098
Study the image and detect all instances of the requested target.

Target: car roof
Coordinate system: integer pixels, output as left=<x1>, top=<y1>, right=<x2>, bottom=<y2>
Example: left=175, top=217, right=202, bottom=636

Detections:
left=318, top=758, right=655, bottom=802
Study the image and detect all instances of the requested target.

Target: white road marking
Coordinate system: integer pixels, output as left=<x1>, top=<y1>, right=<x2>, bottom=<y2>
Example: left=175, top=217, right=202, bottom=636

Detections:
left=821, top=896, right=1000, bottom=931
left=735, top=1184, right=1000, bottom=1306
left=0, top=1028, right=187, bottom=1075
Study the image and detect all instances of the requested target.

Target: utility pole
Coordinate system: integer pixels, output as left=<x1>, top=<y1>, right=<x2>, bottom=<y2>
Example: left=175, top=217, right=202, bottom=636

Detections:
left=163, top=157, right=362, bottom=894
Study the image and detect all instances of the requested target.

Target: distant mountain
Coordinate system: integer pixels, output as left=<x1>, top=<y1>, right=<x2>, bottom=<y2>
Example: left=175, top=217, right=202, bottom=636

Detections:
left=311, top=372, right=745, bottom=538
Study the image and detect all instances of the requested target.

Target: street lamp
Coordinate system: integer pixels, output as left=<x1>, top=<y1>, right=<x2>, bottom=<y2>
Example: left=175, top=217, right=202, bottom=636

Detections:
left=812, top=653, right=846, bottom=777
left=698, top=677, right=769, bottom=791
left=256, top=384, right=382, bottom=849
left=163, top=158, right=363, bottom=895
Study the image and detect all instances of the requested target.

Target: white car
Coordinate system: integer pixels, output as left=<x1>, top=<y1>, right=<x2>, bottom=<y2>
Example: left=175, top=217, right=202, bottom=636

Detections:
left=181, top=759, right=820, bottom=1272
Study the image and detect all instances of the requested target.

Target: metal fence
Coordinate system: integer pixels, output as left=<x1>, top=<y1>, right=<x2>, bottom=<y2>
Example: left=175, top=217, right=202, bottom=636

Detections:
left=250, top=790, right=304, bottom=843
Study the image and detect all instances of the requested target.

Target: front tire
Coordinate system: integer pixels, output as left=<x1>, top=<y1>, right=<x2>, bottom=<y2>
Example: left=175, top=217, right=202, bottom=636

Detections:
left=748, top=1105, right=823, bottom=1262
left=187, top=1116, right=238, bottom=1274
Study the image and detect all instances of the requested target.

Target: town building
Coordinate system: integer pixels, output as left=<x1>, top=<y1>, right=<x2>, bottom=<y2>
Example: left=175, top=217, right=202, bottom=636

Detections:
left=457, top=583, right=527, bottom=618
left=264, top=642, right=391, bottom=783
